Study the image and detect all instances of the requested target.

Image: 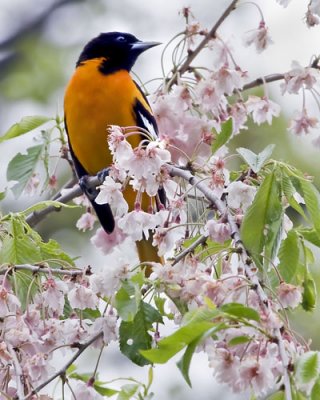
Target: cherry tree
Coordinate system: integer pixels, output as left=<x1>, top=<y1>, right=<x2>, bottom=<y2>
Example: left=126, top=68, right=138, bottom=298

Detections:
left=1, top=1, right=320, bottom=399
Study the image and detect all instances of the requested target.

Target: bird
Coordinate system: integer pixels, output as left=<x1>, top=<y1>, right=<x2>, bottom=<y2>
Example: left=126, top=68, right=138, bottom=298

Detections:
left=64, top=32, right=163, bottom=264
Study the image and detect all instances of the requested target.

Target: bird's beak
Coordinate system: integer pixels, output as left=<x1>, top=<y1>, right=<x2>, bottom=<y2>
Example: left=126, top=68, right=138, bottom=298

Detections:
left=131, top=41, right=161, bottom=54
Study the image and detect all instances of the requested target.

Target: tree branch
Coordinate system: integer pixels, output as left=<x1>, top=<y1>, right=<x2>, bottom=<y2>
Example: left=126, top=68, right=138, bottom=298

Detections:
left=167, top=164, right=292, bottom=400
left=242, top=73, right=285, bottom=92
left=22, top=331, right=103, bottom=400
left=1, top=264, right=83, bottom=277
left=177, top=0, right=239, bottom=77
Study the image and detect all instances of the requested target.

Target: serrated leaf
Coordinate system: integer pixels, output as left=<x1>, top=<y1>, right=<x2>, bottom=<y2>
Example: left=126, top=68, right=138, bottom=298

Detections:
left=311, top=378, right=320, bottom=400
left=277, top=230, right=300, bottom=283
left=141, top=321, right=214, bottom=364
left=298, top=228, right=320, bottom=248
left=0, top=217, right=41, bottom=264
left=40, top=239, right=75, bottom=267
left=296, top=351, right=320, bottom=384
left=240, top=171, right=282, bottom=263
left=281, top=175, right=307, bottom=219
left=220, top=303, right=260, bottom=322
left=300, top=179, right=320, bottom=238
left=115, top=280, right=141, bottom=321
left=237, top=144, right=275, bottom=173
left=0, top=115, right=52, bottom=142
left=7, top=144, right=44, bottom=198
left=211, top=118, right=233, bottom=153
left=119, top=301, right=162, bottom=366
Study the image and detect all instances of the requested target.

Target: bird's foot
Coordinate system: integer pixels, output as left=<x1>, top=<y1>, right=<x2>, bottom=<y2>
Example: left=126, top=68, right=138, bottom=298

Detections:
left=79, top=175, right=97, bottom=200
left=97, top=167, right=110, bottom=184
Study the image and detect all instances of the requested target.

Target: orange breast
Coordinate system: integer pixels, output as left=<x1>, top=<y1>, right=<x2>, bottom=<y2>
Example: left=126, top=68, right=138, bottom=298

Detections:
left=64, top=58, right=151, bottom=175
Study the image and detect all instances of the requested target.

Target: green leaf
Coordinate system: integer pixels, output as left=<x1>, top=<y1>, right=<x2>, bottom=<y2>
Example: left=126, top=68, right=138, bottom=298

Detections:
left=0, top=115, right=52, bottom=142
left=302, top=275, right=317, bottom=312
left=281, top=175, right=307, bottom=219
left=211, top=118, right=233, bottom=153
left=311, top=378, right=320, bottom=400
left=115, top=280, right=141, bottom=321
left=117, top=384, right=139, bottom=400
left=7, top=144, right=44, bottom=198
left=220, top=303, right=260, bottom=322
left=277, top=230, right=300, bottom=283
left=141, top=321, right=214, bottom=364
left=299, top=179, right=320, bottom=238
left=240, top=171, right=282, bottom=263
left=119, top=301, right=163, bottom=366
left=298, top=228, right=320, bottom=248
left=228, top=335, right=251, bottom=347
left=237, top=144, right=275, bottom=173
left=176, top=337, right=198, bottom=387
left=296, top=351, right=320, bottom=385
left=266, top=391, right=285, bottom=400
left=94, top=384, right=118, bottom=397
left=39, top=239, right=75, bottom=267
left=0, top=217, right=41, bottom=264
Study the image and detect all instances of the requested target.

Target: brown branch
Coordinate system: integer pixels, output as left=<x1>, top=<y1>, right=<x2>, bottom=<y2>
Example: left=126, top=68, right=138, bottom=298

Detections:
left=177, top=0, right=239, bottom=77
left=242, top=73, right=286, bottom=92
left=167, top=164, right=292, bottom=399
left=22, top=331, right=103, bottom=400
left=1, top=264, right=83, bottom=277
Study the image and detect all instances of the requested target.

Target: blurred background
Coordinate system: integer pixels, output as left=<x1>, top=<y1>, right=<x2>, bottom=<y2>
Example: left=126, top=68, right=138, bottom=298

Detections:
left=1, top=0, right=320, bottom=398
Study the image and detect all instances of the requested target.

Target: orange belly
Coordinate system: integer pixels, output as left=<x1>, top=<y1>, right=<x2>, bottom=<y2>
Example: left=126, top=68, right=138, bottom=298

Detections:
left=64, top=58, right=150, bottom=175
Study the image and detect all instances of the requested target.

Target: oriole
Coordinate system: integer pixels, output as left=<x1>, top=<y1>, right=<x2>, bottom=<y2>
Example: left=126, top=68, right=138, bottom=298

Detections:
left=64, top=32, right=163, bottom=263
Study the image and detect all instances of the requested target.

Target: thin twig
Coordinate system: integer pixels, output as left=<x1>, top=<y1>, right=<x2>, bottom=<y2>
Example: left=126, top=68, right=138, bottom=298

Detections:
left=172, top=234, right=208, bottom=265
left=167, top=164, right=292, bottom=400
left=25, top=175, right=99, bottom=228
left=0, top=264, right=83, bottom=277
left=22, top=331, right=103, bottom=400
left=176, top=0, right=239, bottom=77
left=242, top=73, right=285, bottom=92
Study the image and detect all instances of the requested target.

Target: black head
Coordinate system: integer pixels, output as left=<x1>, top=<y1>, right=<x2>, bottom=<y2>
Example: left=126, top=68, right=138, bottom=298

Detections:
left=77, top=32, right=160, bottom=72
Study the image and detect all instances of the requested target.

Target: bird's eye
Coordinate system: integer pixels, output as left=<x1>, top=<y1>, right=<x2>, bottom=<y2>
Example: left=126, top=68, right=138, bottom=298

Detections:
left=116, top=36, right=126, bottom=42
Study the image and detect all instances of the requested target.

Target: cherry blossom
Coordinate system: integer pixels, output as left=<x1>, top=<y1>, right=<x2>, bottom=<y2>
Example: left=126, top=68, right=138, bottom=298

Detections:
left=227, top=181, right=257, bottom=211
left=289, top=108, right=318, bottom=135
left=243, top=21, right=273, bottom=53
left=76, top=211, right=97, bottom=232
left=95, top=176, right=128, bottom=217
left=91, top=224, right=127, bottom=255
left=277, top=282, right=302, bottom=308
left=281, top=61, right=318, bottom=94
left=245, top=95, right=281, bottom=125
left=204, top=219, right=231, bottom=243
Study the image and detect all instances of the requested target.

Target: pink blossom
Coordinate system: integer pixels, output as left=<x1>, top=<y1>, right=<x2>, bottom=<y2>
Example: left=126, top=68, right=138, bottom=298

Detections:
left=245, top=95, right=280, bottom=125
left=90, top=261, right=131, bottom=297
left=68, top=283, right=99, bottom=310
left=229, top=101, right=248, bottom=134
left=73, top=381, right=103, bottom=400
left=91, top=225, right=126, bottom=255
left=277, top=282, right=302, bottom=308
left=95, top=176, right=128, bottom=217
left=91, top=315, right=118, bottom=344
left=24, top=173, right=40, bottom=196
left=281, top=61, right=318, bottom=94
left=41, top=277, right=68, bottom=316
left=152, top=216, right=186, bottom=256
left=204, top=219, right=231, bottom=243
left=244, top=21, right=273, bottom=53
left=118, top=210, right=163, bottom=241
left=214, top=65, right=246, bottom=95
left=71, top=192, right=91, bottom=207
left=23, top=353, right=52, bottom=384
left=227, top=181, right=256, bottom=211
left=76, top=211, right=97, bottom=232
left=288, top=109, right=318, bottom=135
left=306, top=9, right=320, bottom=26
left=0, top=287, right=21, bottom=318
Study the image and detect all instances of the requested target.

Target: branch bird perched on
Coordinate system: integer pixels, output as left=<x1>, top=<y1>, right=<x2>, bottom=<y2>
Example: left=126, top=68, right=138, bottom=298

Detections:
left=64, top=32, right=163, bottom=263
